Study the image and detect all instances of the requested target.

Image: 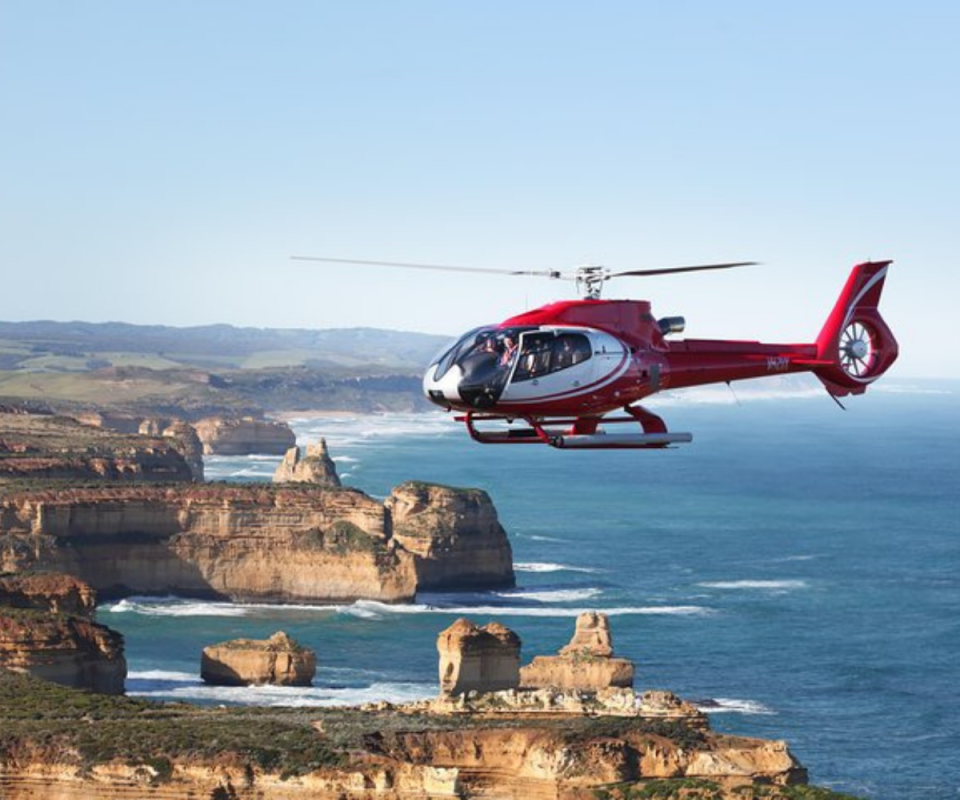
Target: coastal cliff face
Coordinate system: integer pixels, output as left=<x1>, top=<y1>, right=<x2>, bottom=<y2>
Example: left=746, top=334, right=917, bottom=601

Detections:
left=0, top=573, right=126, bottom=695
left=0, top=572, right=96, bottom=616
left=193, top=415, right=296, bottom=455
left=0, top=482, right=514, bottom=603
left=0, top=411, right=193, bottom=483
left=0, top=610, right=126, bottom=695
left=387, top=482, right=515, bottom=590
left=0, top=668, right=811, bottom=800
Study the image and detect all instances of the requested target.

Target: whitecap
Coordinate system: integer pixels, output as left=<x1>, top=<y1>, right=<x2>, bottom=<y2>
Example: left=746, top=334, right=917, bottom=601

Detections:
left=493, top=587, right=601, bottom=603
left=345, top=599, right=712, bottom=618
left=127, top=669, right=196, bottom=682
left=331, top=455, right=359, bottom=463
left=129, top=680, right=435, bottom=708
left=697, top=697, right=776, bottom=715
left=697, top=580, right=807, bottom=590
left=101, top=597, right=255, bottom=617
left=100, top=597, right=350, bottom=617
left=515, top=562, right=602, bottom=574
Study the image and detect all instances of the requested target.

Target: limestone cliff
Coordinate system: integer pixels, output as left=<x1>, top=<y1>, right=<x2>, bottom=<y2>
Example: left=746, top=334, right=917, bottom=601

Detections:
left=202, top=631, right=317, bottom=686
left=0, top=482, right=514, bottom=603
left=193, top=415, right=296, bottom=455
left=0, top=667, right=815, bottom=799
left=0, top=572, right=96, bottom=616
left=0, top=411, right=193, bottom=483
left=0, top=608, right=126, bottom=694
left=273, top=440, right=340, bottom=486
left=387, top=481, right=515, bottom=590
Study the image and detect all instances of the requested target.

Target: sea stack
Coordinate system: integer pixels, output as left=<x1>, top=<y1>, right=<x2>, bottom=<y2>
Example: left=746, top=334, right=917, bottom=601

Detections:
left=201, top=631, right=316, bottom=686
left=437, top=618, right=521, bottom=696
left=273, top=439, right=341, bottom=486
left=520, top=611, right=634, bottom=691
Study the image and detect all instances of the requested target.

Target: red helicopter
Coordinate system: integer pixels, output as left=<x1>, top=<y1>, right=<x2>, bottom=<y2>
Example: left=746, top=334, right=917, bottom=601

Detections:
left=293, top=257, right=898, bottom=449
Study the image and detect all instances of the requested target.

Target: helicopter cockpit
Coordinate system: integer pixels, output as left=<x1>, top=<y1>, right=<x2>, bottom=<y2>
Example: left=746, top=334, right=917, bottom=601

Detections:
left=425, top=325, right=595, bottom=409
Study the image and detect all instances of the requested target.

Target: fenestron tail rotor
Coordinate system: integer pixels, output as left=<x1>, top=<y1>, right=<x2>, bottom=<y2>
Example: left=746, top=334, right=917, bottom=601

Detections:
left=290, top=256, right=758, bottom=299
left=839, top=321, right=878, bottom=378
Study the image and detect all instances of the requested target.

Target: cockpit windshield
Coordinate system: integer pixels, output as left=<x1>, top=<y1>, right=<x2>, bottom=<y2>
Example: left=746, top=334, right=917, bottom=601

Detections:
left=433, top=326, right=532, bottom=382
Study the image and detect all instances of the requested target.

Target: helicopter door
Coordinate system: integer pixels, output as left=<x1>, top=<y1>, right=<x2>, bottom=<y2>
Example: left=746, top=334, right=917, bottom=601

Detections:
left=500, top=330, right=597, bottom=402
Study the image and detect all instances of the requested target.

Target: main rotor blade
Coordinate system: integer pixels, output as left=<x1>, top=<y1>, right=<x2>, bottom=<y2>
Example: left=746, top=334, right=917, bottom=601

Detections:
left=610, top=261, right=758, bottom=278
left=290, top=255, right=564, bottom=279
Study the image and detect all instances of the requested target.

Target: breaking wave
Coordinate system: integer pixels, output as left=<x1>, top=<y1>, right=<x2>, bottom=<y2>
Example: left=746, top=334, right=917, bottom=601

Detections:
left=515, top=562, right=603, bottom=574
left=126, top=669, right=433, bottom=707
left=697, top=580, right=808, bottom=591
left=342, top=599, right=712, bottom=619
left=696, top=697, right=776, bottom=715
left=493, top=587, right=602, bottom=603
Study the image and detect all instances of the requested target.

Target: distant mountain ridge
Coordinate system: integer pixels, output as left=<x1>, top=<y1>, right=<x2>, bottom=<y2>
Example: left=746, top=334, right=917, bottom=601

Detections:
left=0, top=320, right=451, bottom=371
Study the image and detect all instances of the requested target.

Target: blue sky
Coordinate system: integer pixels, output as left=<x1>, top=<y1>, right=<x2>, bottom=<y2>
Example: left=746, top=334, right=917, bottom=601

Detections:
left=1, top=1, right=957, bottom=377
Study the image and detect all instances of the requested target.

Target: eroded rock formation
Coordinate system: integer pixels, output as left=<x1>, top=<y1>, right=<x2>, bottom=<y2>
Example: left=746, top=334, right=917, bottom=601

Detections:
left=437, top=618, right=521, bottom=696
left=0, top=572, right=96, bottom=616
left=161, top=421, right=205, bottom=481
left=193, top=415, right=296, bottom=455
left=0, top=575, right=125, bottom=694
left=201, top=631, right=316, bottom=686
left=0, top=482, right=515, bottom=603
left=520, top=611, right=635, bottom=691
left=0, top=411, right=193, bottom=483
left=273, top=440, right=340, bottom=487
left=387, top=482, right=514, bottom=590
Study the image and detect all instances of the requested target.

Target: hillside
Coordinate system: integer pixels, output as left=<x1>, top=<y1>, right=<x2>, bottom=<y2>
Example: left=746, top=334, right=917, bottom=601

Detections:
left=0, top=321, right=450, bottom=415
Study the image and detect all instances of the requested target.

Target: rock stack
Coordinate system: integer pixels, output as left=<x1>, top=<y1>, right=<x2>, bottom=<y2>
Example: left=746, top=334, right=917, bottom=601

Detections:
left=437, top=618, right=521, bottom=696
left=273, top=440, right=340, bottom=487
left=520, top=612, right=634, bottom=691
left=201, top=631, right=317, bottom=686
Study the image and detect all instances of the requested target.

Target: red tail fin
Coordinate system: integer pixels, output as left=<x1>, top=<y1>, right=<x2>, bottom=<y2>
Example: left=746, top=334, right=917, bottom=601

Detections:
left=814, top=261, right=898, bottom=397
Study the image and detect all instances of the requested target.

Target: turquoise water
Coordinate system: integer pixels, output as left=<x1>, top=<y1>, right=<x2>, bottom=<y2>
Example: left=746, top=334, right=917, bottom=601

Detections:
left=100, top=380, right=960, bottom=799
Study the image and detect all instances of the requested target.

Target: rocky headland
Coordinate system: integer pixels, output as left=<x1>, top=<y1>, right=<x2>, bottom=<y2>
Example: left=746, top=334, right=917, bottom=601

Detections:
left=0, top=480, right=514, bottom=602
left=193, top=415, right=296, bottom=455
left=0, top=572, right=126, bottom=694
left=0, top=641, right=855, bottom=799
left=0, top=410, right=194, bottom=483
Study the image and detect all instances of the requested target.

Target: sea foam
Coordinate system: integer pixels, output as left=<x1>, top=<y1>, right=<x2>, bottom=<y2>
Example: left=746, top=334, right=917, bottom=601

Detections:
left=697, top=580, right=808, bottom=591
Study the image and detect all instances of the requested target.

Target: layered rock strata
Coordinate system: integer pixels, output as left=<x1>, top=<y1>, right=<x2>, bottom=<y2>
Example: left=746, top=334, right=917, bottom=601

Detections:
left=0, top=575, right=126, bottom=694
left=387, top=482, right=514, bottom=590
left=193, top=415, right=296, bottom=455
left=273, top=440, right=341, bottom=487
left=201, top=631, right=316, bottom=686
left=520, top=611, right=635, bottom=691
left=0, top=411, right=193, bottom=483
left=0, top=482, right=514, bottom=602
left=0, top=572, right=96, bottom=616
left=0, top=670, right=821, bottom=798
left=437, top=618, right=521, bottom=696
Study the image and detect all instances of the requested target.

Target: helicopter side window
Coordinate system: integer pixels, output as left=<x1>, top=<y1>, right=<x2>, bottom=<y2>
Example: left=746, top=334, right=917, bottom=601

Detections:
left=513, top=332, right=592, bottom=382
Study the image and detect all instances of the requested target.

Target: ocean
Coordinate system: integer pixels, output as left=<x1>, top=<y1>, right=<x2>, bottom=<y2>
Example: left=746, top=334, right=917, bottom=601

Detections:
left=99, top=378, right=960, bottom=799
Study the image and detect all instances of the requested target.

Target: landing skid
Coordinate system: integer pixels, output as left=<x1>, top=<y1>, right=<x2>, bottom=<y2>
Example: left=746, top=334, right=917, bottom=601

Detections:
left=458, top=406, right=692, bottom=450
